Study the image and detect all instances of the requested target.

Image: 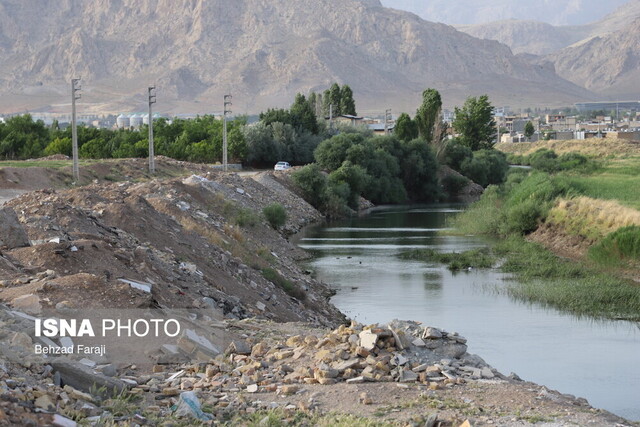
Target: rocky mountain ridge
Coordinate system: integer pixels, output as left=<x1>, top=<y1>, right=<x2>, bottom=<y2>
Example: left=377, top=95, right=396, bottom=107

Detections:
left=0, top=0, right=594, bottom=114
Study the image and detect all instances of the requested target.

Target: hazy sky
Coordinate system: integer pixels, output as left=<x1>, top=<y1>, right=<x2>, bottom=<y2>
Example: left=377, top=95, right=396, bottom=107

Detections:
left=380, top=0, right=631, bottom=26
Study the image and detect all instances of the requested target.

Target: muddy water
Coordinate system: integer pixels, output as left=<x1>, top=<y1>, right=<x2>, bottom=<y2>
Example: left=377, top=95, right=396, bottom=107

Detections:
left=297, top=205, right=640, bottom=421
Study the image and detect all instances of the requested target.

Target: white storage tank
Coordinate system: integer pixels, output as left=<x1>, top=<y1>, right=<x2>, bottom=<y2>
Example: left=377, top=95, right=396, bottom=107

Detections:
left=129, top=114, right=143, bottom=128
left=116, top=114, right=130, bottom=129
left=142, top=114, right=150, bottom=125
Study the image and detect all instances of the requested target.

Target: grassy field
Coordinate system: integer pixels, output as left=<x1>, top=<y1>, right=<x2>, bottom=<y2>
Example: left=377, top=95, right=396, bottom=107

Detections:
left=496, top=138, right=640, bottom=157
left=0, top=159, right=72, bottom=168
left=453, top=140, right=640, bottom=320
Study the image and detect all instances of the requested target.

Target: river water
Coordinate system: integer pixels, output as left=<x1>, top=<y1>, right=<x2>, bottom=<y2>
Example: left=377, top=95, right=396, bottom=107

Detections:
left=297, top=205, right=640, bottom=421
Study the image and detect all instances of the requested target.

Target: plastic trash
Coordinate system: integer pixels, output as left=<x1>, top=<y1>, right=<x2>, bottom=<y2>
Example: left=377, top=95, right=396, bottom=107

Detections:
left=173, top=391, right=213, bottom=421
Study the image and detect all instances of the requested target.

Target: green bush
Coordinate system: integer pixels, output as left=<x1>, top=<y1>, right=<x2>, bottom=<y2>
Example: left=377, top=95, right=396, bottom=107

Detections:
left=529, top=149, right=559, bottom=172
left=328, top=161, right=370, bottom=210
left=261, top=268, right=306, bottom=300
left=235, top=208, right=259, bottom=227
left=589, top=226, right=640, bottom=267
left=262, top=203, right=287, bottom=229
left=291, top=163, right=327, bottom=208
left=441, top=174, right=469, bottom=196
left=443, top=139, right=473, bottom=172
left=460, top=149, right=508, bottom=187
left=323, top=180, right=352, bottom=218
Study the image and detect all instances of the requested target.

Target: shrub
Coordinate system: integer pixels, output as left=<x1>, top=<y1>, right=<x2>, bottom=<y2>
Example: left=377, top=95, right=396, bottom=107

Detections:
left=441, top=174, right=469, bottom=196
left=328, top=161, right=370, bottom=210
left=443, top=139, right=473, bottom=172
left=323, top=180, right=351, bottom=218
left=263, top=203, right=287, bottom=229
left=460, top=149, right=508, bottom=187
left=589, top=226, right=640, bottom=267
left=261, top=268, right=306, bottom=300
left=235, top=208, right=259, bottom=227
left=529, top=148, right=559, bottom=172
left=291, top=163, right=327, bottom=208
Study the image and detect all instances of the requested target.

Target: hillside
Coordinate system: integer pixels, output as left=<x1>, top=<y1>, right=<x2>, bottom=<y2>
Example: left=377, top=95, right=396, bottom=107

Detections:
left=546, top=18, right=640, bottom=97
left=381, top=0, right=630, bottom=26
left=458, top=0, right=640, bottom=55
left=459, top=20, right=581, bottom=55
left=0, top=0, right=594, bottom=115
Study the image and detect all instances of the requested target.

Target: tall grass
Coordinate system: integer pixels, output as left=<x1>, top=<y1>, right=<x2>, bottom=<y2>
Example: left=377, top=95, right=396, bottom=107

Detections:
left=589, top=225, right=640, bottom=268
left=547, top=197, right=640, bottom=241
left=399, top=248, right=495, bottom=271
left=496, top=237, right=640, bottom=321
left=451, top=171, right=575, bottom=236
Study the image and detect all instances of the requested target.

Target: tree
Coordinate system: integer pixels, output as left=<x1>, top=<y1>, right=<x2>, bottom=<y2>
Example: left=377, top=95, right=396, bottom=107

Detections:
left=328, top=83, right=342, bottom=116
left=340, top=85, right=357, bottom=116
left=524, top=121, right=535, bottom=140
left=453, top=95, right=496, bottom=151
left=394, top=113, right=418, bottom=142
left=415, top=88, right=442, bottom=142
left=290, top=93, right=319, bottom=134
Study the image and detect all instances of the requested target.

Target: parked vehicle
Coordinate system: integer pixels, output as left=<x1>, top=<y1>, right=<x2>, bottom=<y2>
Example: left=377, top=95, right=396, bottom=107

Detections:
left=274, top=161, right=291, bottom=171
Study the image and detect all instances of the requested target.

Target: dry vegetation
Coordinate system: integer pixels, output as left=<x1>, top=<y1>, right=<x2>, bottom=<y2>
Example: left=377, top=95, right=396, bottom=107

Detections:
left=546, top=196, right=640, bottom=241
left=496, top=138, right=640, bottom=157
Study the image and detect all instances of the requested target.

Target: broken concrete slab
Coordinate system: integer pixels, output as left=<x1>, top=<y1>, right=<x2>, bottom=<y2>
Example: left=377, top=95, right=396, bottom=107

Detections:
left=51, top=358, right=128, bottom=397
left=0, top=207, right=30, bottom=249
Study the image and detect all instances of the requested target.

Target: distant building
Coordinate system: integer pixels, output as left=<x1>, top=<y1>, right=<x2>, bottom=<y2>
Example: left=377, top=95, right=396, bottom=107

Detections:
left=331, top=114, right=364, bottom=126
left=0, top=117, right=5, bottom=124
left=367, top=123, right=394, bottom=135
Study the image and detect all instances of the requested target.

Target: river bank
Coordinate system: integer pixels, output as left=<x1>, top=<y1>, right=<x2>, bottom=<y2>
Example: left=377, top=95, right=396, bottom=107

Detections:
left=0, top=159, right=637, bottom=425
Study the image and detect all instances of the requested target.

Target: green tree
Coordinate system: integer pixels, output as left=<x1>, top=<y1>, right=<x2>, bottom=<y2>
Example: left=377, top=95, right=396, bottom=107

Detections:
left=290, top=93, right=319, bottom=134
left=415, top=88, right=442, bottom=142
left=328, top=83, right=342, bottom=116
left=340, top=84, right=357, bottom=116
left=394, top=113, right=418, bottom=142
left=453, top=95, right=496, bottom=151
left=44, top=137, right=72, bottom=157
left=524, top=121, right=535, bottom=140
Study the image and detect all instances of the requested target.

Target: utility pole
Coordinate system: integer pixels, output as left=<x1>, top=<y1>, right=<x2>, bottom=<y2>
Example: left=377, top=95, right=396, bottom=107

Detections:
left=223, top=94, right=232, bottom=172
left=148, top=85, right=156, bottom=174
left=384, top=109, right=391, bottom=134
left=71, top=78, right=81, bottom=182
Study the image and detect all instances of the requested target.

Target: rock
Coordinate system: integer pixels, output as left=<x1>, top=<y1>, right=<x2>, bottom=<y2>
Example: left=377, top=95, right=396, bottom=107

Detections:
left=251, top=342, right=268, bottom=357
left=280, top=385, right=299, bottom=395
left=0, top=207, right=30, bottom=249
left=226, top=340, right=251, bottom=355
left=256, top=302, right=266, bottom=311
left=51, top=414, right=78, bottom=427
left=423, top=327, right=443, bottom=339
left=346, top=376, right=366, bottom=384
left=399, top=370, right=419, bottom=383
left=246, top=384, right=259, bottom=393
left=35, top=394, right=56, bottom=411
left=459, top=420, right=473, bottom=427
left=412, top=338, right=426, bottom=347
left=11, top=294, right=42, bottom=315
left=10, top=331, right=33, bottom=348
left=358, top=329, right=379, bottom=351
left=481, top=367, right=495, bottom=379
left=359, top=392, right=373, bottom=405
left=52, top=359, right=127, bottom=397
left=162, top=387, right=180, bottom=396
left=63, top=385, right=94, bottom=403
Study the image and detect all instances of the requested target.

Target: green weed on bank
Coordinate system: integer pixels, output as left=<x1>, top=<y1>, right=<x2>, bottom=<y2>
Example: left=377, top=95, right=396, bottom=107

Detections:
left=495, top=237, right=640, bottom=321
left=399, top=248, right=495, bottom=271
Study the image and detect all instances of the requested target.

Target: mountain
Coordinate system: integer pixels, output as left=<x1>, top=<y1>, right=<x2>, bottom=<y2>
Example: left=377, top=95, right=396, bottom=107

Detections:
left=0, top=0, right=594, bottom=115
left=545, top=18, right=640, bottom=98
left=381, top=0, right=630, bottom=26
left=457, top=0, right=640, bottom=55
left=458, top=20, right=581, bottom=55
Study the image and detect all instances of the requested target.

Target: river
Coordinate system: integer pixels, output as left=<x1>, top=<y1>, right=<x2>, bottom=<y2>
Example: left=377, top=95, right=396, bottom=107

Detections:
left=297, top=205, right=640, bottom=421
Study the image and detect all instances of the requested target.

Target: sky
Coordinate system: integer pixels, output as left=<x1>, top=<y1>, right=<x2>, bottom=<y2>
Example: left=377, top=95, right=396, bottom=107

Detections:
left=380, top=0, right=631, bottom=26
